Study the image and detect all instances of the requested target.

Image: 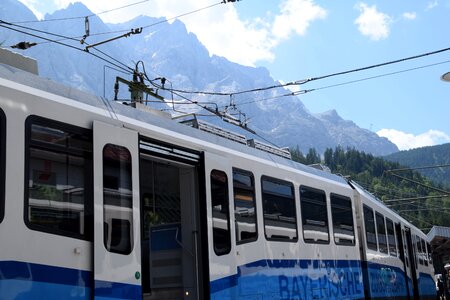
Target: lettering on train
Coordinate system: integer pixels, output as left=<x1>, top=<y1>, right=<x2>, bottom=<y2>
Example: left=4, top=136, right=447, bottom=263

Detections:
left=279, top=271, right=363, bottom=300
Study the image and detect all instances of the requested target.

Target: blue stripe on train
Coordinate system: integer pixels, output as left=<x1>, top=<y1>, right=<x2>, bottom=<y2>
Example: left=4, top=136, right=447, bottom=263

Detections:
left=210, top=259, right=365, bottom=300
left=362, top=261, right=436, bottom=298
left=0, top=261, right=140, bottom=300
left=210, top=259, right=436, bottom=300
left=95, top=279, right=141, bottom=299
left=362, top=261, right=408, bottom=298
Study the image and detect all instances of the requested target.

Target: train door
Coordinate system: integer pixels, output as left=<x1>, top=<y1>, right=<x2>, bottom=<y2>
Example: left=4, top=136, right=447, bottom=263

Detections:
left=205, top=152, right=237, bottom=298
left=396, top=224, right=411, bottom=299
left=139, top=138, right=202, bottom=300
left=93, top=121, right=142, bottom=299
left=405, top=227, right=419, bottom=300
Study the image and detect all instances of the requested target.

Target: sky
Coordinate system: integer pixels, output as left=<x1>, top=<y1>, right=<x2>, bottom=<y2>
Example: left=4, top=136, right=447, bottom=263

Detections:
left=16, top=0, right=450, bottom=151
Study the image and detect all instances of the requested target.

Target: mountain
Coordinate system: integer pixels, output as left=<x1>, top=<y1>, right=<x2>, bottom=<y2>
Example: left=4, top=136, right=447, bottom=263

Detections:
left=385, top=143, right=450, bottom=187
left=0, top=1, right=399, bottom=155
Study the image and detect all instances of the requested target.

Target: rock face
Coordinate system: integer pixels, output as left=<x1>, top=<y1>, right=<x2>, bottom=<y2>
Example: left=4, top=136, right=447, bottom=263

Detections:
left=0, top=1, right=398, bottom=155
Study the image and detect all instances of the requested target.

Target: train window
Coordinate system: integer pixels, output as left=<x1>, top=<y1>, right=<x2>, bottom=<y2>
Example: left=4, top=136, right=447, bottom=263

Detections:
left=402, top=229, right=409, bottom=267
left=25, top=116, right=92, bottom=239
left=0, top=109, right=5, bottom=224
left=300, top=186, right=329, bottom=244
left=233, top=169, right=257, bottom=244
left=427, top=242, right=433, bottom=265
left=210, top=170, right=231, bottom=255
left=415, top=235, right=423, bottom=265
left=386, top=218, right=397, bottom=256
left=421, top=238, right=428, bottom=266
left=330, top=194, right=355, bottom=246
left=103, top=144, right=133, bottom=255
left=375, top=212, right=388, bottom=254
left=363, top=205, right=377, bottom=250
left=261, top=176, right=297, bottom=242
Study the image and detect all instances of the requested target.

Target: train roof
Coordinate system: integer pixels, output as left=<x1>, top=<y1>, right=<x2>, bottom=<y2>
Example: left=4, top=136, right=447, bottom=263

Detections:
left=0, top=62, right=350, bottom=186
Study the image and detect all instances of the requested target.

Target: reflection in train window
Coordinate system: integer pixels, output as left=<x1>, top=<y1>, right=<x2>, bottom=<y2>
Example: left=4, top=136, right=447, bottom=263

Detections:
left=402, top=229, right=409, bottom=267
left=0, top=109, right=5, bottom=224
left=211, top=169, right=231, bottom=255
left=416, top=235, right=423, bottom=265
left=427, top=242, right=432, bottom=265
left=330, top=194, right=355, bottom=246
left=103, top=144, right=133, bottom=255
left=261, top=176, right=297, bottom=242
left=386, top=218, right=397, bottom=257
left=363, top=205, right=377, bottom=251
left=25, top=116, right=92, bottom=239
left=376, top=212, right=388, bottom=254
left=300, top=186, right=329, bottom=244
left=233, top=169, right=257, bottom=244
left=421, top=238, right=428, bottom=266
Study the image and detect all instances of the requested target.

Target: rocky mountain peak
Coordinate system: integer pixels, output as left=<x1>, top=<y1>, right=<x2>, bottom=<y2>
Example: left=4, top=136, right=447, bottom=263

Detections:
left=0, top=0, right=399, bottom=156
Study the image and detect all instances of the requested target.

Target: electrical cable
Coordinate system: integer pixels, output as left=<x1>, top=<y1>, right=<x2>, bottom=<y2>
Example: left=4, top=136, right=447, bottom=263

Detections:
left=387, top=164, right=450, bottom=173
left=5, top=1, right=228, bottom=46
left=0, top=23, right=133, bottom=74
left=1, top=19, right=138, bottom=72
left=384, top=171, right=450, bottom=195
left=160, top=47, right=450, bottom=98
left=311, top=60, right=450, bottom=93
left=230, top=59, right=450, bottom=107
left=384, top=194, right=450, bottom=203
left=8, top=0, right=153, bottom=24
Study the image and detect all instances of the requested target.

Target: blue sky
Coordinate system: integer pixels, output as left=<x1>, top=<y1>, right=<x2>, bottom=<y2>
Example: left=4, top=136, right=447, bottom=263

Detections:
left=17, top=0, right=450, bottom=150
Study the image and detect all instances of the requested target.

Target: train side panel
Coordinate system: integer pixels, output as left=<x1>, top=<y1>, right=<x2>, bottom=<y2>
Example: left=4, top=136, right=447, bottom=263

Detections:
left=208, top=153, right=365, bottom=299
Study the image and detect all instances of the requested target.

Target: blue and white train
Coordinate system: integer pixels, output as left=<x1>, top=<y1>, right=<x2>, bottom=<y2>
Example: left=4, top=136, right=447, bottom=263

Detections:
left=0, top=55, right=436, bottom=299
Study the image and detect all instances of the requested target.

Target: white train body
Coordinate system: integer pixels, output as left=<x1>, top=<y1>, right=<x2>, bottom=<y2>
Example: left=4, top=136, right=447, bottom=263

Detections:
left=0, top=62, right=435, bottom=299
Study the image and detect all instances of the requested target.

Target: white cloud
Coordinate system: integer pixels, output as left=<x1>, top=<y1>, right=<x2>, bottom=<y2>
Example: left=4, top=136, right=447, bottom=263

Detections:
left=17, top=0, right=44, bottom=19
left=272, top=0, right=327, bottom=41
left=402, top=12, right=417, bottom=20
left=426, top=0, right=439, bottom=10
left=354, top=2, right=391, bottom=41
left=377, top=129, right=450, bottom=151
left=20, top=0, right=326, bottom=66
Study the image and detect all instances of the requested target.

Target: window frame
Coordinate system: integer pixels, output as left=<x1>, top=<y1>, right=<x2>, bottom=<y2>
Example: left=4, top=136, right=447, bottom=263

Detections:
left=232, top=168, right=258, bottom=245
left=375, top=212, right=388, bottom=254
left=386, top=218, right=397, bottom=257
left=421, top=238, right=428, bottom=266
left=415, top=235, right=423, bottom=266
left=363, top=205, right=377, bottom=251
left=330, top=193, right=355, bottom=246
left=427, top=242, right=433, bottom=265
left=0, top=109, right=5, bottom=224
left=300, top=185, right=330, bottom=244
left=103, top=143, right=133, bottom=255
left=261, top=175, right=297, bottom=243
left=210, top=169, right=232, bottom=256
left=24, top=115, right=93, bottom=240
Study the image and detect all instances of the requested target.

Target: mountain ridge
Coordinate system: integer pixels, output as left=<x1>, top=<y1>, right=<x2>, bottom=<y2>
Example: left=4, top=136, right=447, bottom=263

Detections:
left=0, top=0, right=399, bottom=155
left=385, top=143, right=450, bottom=187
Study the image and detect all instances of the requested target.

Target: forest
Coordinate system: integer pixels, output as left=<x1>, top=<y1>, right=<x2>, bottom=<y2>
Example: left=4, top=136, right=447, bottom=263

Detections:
left=290, top=146, right=450, bottom=232
left=385, top=143, right=450, bottom=187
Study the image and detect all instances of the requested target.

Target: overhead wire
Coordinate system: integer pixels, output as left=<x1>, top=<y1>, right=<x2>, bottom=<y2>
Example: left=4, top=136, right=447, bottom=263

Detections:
left=5, top=1, right=230, bottom=47
left=213, top=58, right=450, bottom=109
left=158, top=46, right=450, bottom=98
left=8, top=0, right=153, bottom=24
left=0, top=21, right=133, bottom=73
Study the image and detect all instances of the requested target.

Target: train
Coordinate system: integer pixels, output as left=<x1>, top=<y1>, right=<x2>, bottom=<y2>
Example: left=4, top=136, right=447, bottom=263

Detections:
left=0, top=54, right=436, bottom=299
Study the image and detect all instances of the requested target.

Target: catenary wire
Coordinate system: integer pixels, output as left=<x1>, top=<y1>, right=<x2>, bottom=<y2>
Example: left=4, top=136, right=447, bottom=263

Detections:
left=5, top=1, right=229, bottom=46
left=0, top=23, right=133, bottom=73
left=161, top=47, right=450, bottom=97
left=232, top=59, right=450, bottom=106
left=9, top=0, right=154, bottom=24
